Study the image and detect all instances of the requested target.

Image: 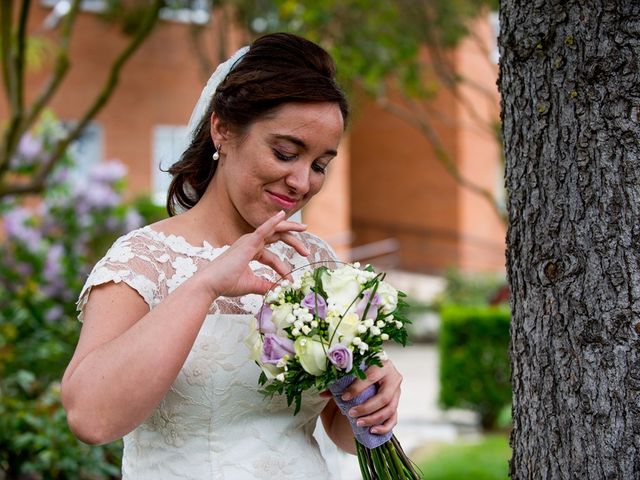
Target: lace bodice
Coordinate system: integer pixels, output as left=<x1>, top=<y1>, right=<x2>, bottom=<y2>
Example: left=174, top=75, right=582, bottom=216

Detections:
left=77, top=226, right=343, bottom=479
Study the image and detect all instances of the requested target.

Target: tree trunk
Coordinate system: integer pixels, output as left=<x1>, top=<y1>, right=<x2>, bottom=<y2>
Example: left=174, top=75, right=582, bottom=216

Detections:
left=499, top=1, right=640, bottom=479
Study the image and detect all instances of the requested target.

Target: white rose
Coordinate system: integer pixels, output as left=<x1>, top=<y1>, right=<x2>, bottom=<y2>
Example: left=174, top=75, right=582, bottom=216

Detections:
left=329, top=312, right=361, bottom=346
left=294, top=336, right=328, bottom=376
left=377, top=281, right=398, bottom=314
left=271, top=303, right=294, bottom=329
left=322, top=266, right=363, bottom=313
left=244, top=319, right=263, bottom=363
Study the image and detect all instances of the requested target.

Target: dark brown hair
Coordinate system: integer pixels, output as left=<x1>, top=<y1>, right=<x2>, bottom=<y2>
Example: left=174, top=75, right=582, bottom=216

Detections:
left=166, top=32, right=349, bottom=216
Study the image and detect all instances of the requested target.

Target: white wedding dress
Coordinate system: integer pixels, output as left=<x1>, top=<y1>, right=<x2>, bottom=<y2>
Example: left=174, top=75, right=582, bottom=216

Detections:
left=77, top=226, right=344, bottom=479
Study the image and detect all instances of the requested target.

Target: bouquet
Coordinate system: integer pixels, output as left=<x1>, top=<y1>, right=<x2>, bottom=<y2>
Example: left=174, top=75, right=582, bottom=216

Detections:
left=247, top=262, right=422, bottom=479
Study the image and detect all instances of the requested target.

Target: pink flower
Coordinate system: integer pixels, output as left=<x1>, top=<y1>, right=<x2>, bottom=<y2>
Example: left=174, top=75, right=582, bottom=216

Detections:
left=327, top=344, right=353, bottom=371
left=261, top=334, right=295, bottom=365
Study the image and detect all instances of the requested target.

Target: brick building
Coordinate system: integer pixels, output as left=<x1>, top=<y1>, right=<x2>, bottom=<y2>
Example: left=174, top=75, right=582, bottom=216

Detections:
left=2, top=3, right=505, bottom=274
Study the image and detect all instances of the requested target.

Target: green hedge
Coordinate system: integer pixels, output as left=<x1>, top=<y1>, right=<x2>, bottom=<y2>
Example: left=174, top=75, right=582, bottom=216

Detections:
left=439, top=305, right=511, bottom=430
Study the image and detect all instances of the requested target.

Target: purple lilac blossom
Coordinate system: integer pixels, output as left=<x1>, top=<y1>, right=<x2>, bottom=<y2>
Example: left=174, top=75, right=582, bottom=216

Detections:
left=356, top=290, right=382, bottom=319
left=89, top=161, right=127, bottom=183
left=124, top=209, right=144, bottom=231
left=43, top=244, right=65, bottom=295
left=84, top=183, right=121, bottom=209
left=11, top=133, right=43, bottom=168
left=256, top=304, right=277, bottom=334
left=261, top=334, right=295, bottom=364
left=44, top=305, right=64, bottom=322
left=327, top=344, right=353, bottom=371
left=4, top=207, right=42, bottom=252
left=301, top=292, right=327, bottom=319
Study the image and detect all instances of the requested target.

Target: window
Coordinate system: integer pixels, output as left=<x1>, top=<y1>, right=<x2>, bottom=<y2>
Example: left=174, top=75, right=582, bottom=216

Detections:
left=41, top=0, right=210, bottom=26
left=152, top=125, right=189, bottom=205
left=65, top=121, right=104, bottom=178
left=160, top=0, right=210, bottom=25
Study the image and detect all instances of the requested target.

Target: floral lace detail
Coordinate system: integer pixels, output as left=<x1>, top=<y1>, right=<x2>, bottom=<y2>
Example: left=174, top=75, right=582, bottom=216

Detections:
left=78, top=226, right=338, bottom=321
left=77, top=226, right=341, bottom=479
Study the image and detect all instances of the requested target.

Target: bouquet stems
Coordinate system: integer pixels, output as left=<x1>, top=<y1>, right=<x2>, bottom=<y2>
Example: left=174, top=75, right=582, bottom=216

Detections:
left=355, top=435, right=423, bottom=479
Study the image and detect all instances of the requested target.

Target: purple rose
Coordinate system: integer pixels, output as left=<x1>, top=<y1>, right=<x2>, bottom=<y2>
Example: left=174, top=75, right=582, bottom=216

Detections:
left=301, top=292, right=327, bottom=319
left=256, top=304, right=277, bottom=333
left=261, top=334, right=295, bottom=364
left=356, top=290, right=382, bottom=319
left=327, top=344, right=353, bottom=371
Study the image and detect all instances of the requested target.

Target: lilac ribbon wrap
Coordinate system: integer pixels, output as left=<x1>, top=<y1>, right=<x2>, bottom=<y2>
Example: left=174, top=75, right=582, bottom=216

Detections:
left=328, top=375, right=393, bottom=449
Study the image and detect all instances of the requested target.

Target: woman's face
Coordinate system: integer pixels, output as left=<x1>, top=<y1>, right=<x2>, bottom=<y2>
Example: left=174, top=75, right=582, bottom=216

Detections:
left=211, top=102, right=344, bottom=231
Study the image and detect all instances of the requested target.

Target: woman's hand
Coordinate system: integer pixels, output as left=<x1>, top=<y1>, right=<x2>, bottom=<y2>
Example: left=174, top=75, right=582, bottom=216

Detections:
left=196, top=210, right=309, bottom=299
left=324, top=359, right=402, bottom=435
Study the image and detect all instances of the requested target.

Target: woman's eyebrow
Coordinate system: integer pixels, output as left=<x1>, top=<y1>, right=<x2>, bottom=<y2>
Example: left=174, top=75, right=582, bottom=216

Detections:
left=272, top=134, right=337, bottom=157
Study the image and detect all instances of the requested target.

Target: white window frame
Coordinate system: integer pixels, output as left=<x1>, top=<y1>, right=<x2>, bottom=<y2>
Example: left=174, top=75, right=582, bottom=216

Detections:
left=152, top=125, right=190, bottom=206
left=40, top=0, right=210, bottom=25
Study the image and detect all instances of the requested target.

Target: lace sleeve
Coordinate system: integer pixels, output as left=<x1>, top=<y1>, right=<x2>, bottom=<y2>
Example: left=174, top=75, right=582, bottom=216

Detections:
left=300, top=232, right=341, bottom=265
left=76, top=229, right=170, bottom=322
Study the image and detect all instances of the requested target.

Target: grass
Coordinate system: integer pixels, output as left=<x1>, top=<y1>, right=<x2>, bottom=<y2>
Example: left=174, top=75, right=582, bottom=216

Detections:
left=416, top=434, right=510, bottom=480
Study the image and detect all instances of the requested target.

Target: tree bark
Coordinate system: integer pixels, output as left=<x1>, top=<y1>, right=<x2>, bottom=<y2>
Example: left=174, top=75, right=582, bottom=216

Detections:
left=500, top=1, right=640, bottom=478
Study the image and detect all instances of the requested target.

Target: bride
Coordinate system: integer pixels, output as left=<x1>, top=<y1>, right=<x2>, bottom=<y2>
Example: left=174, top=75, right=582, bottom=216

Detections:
left=61, top=32, right=403, bottom=479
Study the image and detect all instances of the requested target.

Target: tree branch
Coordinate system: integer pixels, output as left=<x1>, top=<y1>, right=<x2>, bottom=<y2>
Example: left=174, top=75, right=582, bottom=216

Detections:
left=0, top=0, right=14, bottom=107
left=0, top=0, right=163, bottom=198
left=19, top=0, right=82, bottom=142
left=0, top=0, right=82, bottom=178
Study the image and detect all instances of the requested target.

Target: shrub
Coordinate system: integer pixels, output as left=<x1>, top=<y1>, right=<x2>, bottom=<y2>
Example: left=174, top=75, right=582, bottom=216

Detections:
left=438, top=304, right=511, bottom=430
left=0, top=120, right=163, bottom=478
left=433, top=269, right=506, bottom=308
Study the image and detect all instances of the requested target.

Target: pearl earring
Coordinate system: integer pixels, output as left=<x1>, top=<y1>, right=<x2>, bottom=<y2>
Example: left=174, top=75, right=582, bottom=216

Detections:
left=212, top=145, right=221, bottom=161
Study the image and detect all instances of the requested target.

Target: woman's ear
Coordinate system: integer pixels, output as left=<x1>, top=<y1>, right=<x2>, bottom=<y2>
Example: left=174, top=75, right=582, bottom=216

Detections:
left=210, top=112, right=229, bottom=145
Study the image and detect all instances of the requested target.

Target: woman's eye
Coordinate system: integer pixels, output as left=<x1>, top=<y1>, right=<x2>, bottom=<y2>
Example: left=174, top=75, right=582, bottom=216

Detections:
left=312, top=162, right=327, bottom=174
left=273, top=149, right=297, bottom=162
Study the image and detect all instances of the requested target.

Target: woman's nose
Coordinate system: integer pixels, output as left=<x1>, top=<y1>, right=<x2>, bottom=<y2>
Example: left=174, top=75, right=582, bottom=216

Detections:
left=285, top=164, right=310, bottom=195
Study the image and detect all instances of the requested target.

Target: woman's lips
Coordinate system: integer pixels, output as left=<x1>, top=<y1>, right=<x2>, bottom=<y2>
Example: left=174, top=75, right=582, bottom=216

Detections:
left=267, top=191, right=298, bottom=209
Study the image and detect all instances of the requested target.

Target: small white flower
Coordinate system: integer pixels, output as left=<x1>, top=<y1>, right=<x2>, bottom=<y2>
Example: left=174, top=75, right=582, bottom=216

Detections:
left=301, top=325, right=312, bottom=335
left=381, top=333, right=389, bottom=341
left=378, top=350, right=389, bottom=361
left=395, top=321, right=403, bottom=329
left=286, top=313, right=296, bottom=324
left=311, top=320, right=318, bottom=328
left=292, top=328, right=301, bottom=336
left=359, top=342, right=369, bottom=352
left=363, top=319, right=374, bottom=328
left=370, top=326, right=381, bottom=336
left=376, top=320, right=385, bottom=328
left=357, top=325, right=367, bottom=334
left=352, top=337, right=362, bottom=346
left=276, top=373, right=285, bottom=382
left=294, top=320, right=303, bottom=329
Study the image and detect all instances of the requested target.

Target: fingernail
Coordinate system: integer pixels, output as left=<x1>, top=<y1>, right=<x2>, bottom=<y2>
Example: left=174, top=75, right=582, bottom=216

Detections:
left=348, top=408, right=357, bottom=417
left=357, top=420, right=365, bottom=427
left=342, top=393, right=352, bottom=401
left=370, top=427, right=379, bottom=434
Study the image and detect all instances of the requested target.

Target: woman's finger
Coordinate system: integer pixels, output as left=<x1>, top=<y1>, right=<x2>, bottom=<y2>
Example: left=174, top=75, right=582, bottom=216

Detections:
left=255, top=248, right=292, bottom=281
left=253, top=211, right=286, bottom=242
left=370, top=411, right=398, bottom=435
left=272, top=220, right=308, bottom=233
left=275, top=232, right=310, bottom=257
left=347, top=382, right=399, bottom=418
left=341, top=364, right=387, bottom=400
